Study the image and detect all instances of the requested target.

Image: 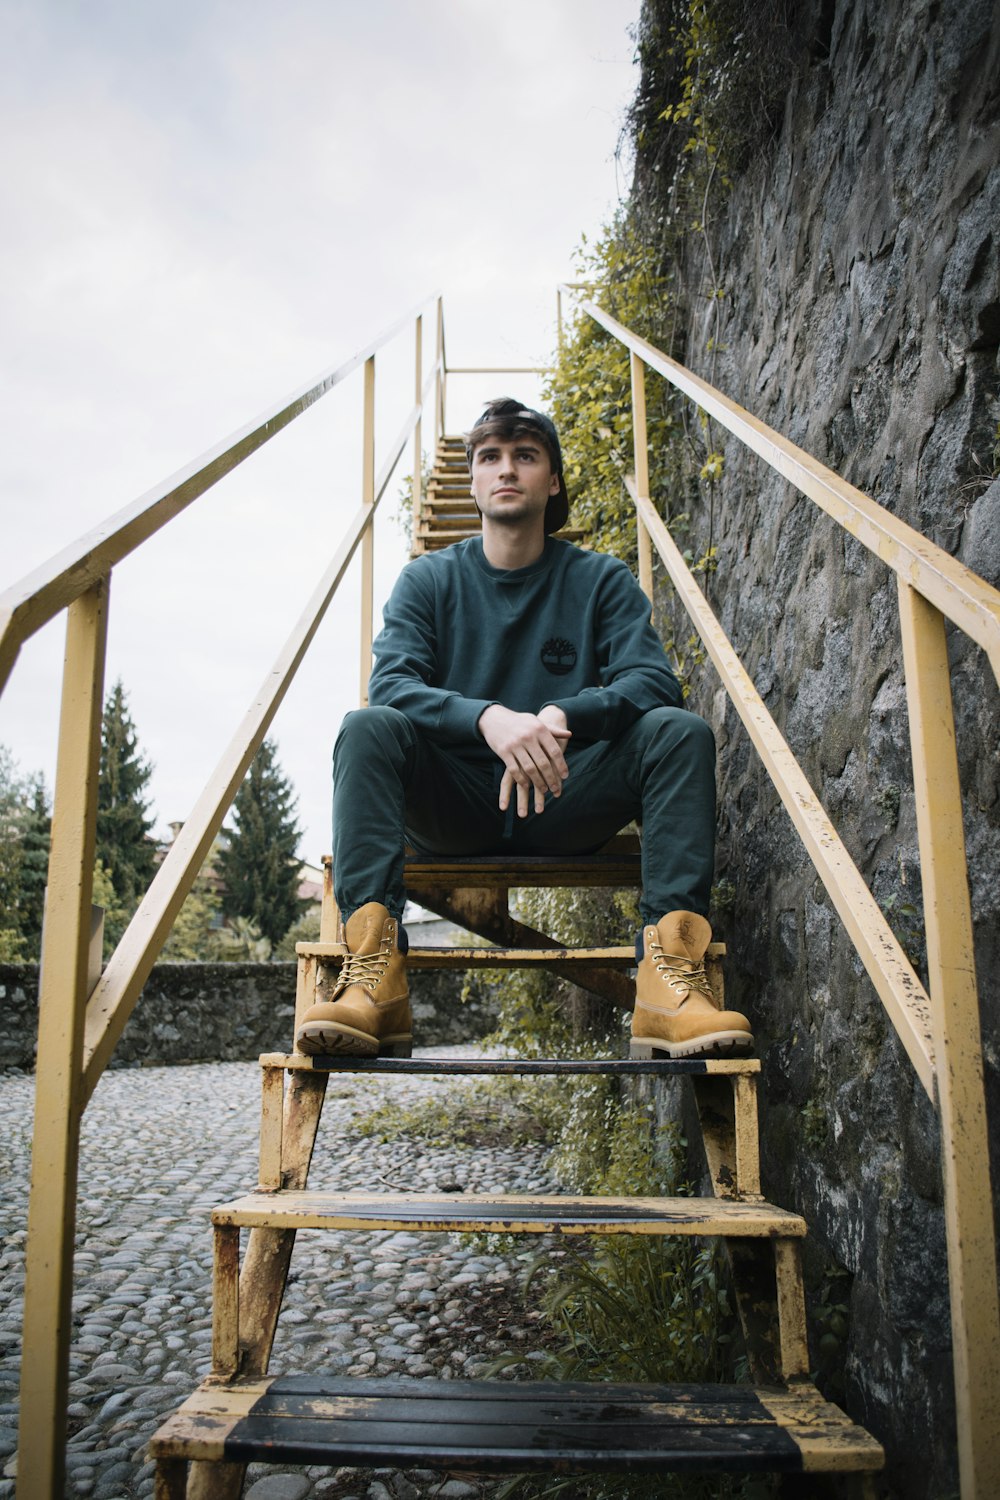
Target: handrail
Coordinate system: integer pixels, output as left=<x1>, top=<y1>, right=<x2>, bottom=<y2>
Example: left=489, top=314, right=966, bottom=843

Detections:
left=572, top=294, right=1000, bottom=685
left=8, top=296, right=444, bottom=1500
left=625, top=475, right=936, bottom=1094
left=562, top=286, right=1000, bottom=1497
left=81, top=394, right=428, bottom=1102
left=0, top=293, right=440, bottom=694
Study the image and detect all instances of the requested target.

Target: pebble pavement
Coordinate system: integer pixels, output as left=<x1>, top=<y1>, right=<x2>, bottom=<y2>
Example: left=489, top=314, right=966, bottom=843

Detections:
left=0, top=1048, right=562, bottom=1499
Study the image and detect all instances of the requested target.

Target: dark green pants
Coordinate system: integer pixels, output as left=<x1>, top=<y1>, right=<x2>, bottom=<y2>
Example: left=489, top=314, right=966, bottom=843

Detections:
left=332, top=705, right=716, bottom=927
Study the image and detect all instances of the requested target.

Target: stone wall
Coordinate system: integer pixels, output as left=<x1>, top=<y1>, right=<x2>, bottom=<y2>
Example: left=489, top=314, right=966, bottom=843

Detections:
left=632, top=1, right=999, bottom=1495
left=0, top=963, right=496, bottom=1072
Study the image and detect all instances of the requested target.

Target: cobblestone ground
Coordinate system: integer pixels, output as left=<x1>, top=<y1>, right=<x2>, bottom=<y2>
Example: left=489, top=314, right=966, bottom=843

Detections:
left=0, top=1050, right=560, bottom=1500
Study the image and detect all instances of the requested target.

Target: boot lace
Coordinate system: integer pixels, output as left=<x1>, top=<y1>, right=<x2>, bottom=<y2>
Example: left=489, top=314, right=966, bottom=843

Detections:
left=334, top=936, right=391, bottom=996
left=648, top=939, right=715, bottom=1003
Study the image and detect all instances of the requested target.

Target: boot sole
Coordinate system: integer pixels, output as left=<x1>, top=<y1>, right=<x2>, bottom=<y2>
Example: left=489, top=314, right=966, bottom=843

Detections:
left=295, top=1021, right=413, bottom=1059
left=629, top=1030, right=754, bottom=1059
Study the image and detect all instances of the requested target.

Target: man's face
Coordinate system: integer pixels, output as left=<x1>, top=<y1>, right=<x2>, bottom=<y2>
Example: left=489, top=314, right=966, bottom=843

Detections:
left=469, top=434, right=560, bottom=528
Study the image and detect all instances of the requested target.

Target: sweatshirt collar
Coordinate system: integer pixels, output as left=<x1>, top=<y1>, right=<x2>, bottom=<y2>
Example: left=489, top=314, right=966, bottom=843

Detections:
left=471, top=536, right=555, bottom=582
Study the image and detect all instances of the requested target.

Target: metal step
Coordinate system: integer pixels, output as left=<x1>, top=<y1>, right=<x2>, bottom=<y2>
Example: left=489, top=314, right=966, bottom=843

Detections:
left=296, top=942, right=641, bottom=966
left=149, top=1374, right=884, bottom=1476
left=295, top=943, right=724, bottom=976
left=260, top=1052, right=759, bottom=1076
left=212, top=1191, right=805, bottom=1237
left=403, top=838, right=641, bottom=889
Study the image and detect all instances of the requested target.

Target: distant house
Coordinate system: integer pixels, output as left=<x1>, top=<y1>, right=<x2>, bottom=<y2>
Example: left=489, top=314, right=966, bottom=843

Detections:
left=158, top=825, right=324, bottom=930
left=297, top=861, right=324, bottom=913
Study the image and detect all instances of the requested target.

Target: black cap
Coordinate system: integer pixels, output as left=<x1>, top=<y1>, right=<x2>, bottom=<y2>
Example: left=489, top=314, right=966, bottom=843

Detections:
left=464, top=398, right=570, bottom=535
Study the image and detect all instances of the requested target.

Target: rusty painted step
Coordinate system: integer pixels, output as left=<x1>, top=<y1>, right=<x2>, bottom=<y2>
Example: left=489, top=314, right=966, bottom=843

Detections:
left=420, top=510, right=480, bottom=522
left=295, top=942, right=650, bottom=967
left=149, top=1375, right=884, bottom=1477
left=261, top=1052, right=759, bottom=1076
left=403, top=838, right=640, bottom=888
left=212, top=1191, right=805, bottom=1237
left=420, top=515, right=480, bottom=528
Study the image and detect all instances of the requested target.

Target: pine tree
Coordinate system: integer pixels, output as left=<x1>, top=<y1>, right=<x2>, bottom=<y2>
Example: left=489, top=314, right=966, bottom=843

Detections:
left=0, top=747, right=27, bottom=959
left=96, top=680, right=156, bottom=924
left=217, top=739, right=305, bottom=947
left=0, top=756, right=51, bottom=961
left=17, top=776, right=50, bottom=953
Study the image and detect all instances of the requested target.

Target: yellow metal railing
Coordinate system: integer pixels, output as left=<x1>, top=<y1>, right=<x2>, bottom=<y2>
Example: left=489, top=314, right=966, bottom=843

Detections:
left=561, top=288, right=1000, bottom=1499
left=0, top=294, right=449, bottom=1499
left=6, top=281, right=998, bottom=1497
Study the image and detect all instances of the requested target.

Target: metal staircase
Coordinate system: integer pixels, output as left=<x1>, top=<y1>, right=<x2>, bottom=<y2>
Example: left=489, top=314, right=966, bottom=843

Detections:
left=4, top=291, right=998, bottom=1498
left=146, top=856, right=884, bottom=1493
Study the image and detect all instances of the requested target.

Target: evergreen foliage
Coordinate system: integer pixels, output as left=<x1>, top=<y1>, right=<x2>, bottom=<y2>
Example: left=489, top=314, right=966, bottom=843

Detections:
left=0, top=749, right=51, bottom=960
left=159, top=849, right=224, bottom=961
left=17, top=777, right=51, bottom=951
left=0, top=750, right=30, bottom=959
left=96, top=680, right=156, bottom=931
left=91, top=859, right=130, bottom=958
left=217, top=739, right=305, bottom=946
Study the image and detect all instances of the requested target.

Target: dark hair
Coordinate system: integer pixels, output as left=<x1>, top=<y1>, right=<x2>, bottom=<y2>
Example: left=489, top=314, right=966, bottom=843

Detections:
left=464, top=397, right=570, bottom=534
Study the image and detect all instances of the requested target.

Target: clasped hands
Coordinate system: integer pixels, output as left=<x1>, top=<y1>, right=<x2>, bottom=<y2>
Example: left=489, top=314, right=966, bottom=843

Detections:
left=477, top=703, right=571, bottom=818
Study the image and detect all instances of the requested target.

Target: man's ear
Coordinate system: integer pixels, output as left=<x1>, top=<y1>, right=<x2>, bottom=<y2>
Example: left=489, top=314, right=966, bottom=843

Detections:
left=549, top=473, right=561, bottom=496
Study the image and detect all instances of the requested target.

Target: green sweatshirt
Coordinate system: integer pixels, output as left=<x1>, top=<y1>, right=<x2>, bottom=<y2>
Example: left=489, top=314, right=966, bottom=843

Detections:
left=369, top=537, right=682, bottom=762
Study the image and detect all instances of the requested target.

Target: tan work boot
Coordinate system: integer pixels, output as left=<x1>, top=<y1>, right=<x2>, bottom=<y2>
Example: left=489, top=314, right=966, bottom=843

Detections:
left=631, top=910, right=753, bottom=1058
left=295, top=902, right=412, bottom=1058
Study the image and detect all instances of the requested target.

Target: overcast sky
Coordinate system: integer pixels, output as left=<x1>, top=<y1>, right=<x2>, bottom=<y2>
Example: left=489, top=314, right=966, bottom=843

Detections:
left=0, top=0, right=642, bottom=865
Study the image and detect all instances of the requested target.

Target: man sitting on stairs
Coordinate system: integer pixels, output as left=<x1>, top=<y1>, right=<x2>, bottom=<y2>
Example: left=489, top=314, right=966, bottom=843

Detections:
left=296, top=397, right=753, bottom=1061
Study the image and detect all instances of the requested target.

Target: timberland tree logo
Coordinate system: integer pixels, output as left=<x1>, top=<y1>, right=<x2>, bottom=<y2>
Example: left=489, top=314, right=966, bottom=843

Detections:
left=541, top=636, right=577, bottom=675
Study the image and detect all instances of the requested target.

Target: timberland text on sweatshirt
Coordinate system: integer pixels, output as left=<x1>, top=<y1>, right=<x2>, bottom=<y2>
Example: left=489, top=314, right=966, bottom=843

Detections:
left=368, top=538, right=682, bottom=762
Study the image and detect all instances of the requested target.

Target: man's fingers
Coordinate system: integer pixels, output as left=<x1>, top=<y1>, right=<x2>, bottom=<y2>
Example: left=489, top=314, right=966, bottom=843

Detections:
left=536, top=729, right=570, bottom=786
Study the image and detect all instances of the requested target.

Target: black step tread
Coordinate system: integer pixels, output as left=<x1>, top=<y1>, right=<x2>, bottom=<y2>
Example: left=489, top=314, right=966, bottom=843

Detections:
left=150, top=1375, right=883, bottom=1473
left=212, top=1191, right=803, bottom=1236
left=296, top=943, right=723, bottom=965
left=297, top=943, right=637, bottom=966
left=260, top=1053, right=758, bottom=1077
left=401, top=845, right=640, bottom=887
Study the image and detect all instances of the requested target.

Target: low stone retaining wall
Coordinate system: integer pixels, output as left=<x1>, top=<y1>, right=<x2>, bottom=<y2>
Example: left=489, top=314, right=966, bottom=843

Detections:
left=0, top=962, right=496, bottom=1071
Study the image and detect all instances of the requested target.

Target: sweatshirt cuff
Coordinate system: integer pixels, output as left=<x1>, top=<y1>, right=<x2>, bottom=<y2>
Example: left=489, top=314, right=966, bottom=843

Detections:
left=438, top=696, right=498, bottom=743
left=546, top=695, right=607, bottom=740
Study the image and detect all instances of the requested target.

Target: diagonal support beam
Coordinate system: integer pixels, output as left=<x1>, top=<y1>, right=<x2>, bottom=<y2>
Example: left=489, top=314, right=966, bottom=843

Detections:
left=418, top=885, right=634, bottom=1010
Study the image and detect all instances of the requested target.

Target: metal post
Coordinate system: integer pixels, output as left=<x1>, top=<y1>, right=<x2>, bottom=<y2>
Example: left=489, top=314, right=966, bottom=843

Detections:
left=18, top=578, right=109, bottom=1500
left=359, top=354, right=375, bottom=706
left=897, top=578, right=1000, bottom=1498
left=556, top=288, right=564, bottom=358
left=630, top=351, right=653, bottom=605
left=412, top=314, right=423, bottom=554
left=435, top=297, right=444, bottom=446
